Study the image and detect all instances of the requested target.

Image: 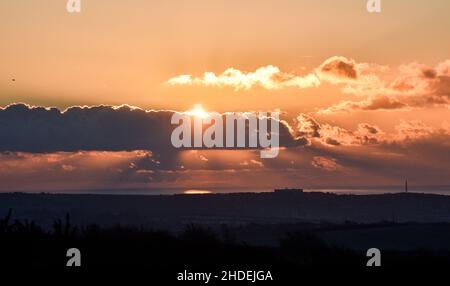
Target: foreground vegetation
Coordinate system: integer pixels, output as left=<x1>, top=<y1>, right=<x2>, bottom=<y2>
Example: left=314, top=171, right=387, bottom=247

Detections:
left=1, top=209, right=450, bottom=277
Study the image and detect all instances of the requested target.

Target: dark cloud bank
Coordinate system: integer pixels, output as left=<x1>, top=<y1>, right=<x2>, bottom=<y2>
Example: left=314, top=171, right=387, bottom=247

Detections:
left=0, top=103, right=303, bottom=153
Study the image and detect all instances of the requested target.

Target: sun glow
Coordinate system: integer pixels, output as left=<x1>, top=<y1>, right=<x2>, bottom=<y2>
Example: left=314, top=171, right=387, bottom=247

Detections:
left=187, top=104, right=208, bottom=118
left=184, top=189, right=212, bottom=195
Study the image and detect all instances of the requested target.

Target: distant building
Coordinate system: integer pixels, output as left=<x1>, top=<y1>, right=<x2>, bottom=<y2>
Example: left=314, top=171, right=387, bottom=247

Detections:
left=274, top=188, right=303, bottom=193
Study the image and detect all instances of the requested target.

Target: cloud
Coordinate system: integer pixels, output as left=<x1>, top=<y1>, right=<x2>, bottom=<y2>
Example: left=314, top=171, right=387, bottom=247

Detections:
left=165, top=56, right=385, bottom=93
left=166, top=66, right=320, bottom=91
left=0, top=104, right=448, bottom=190
left=0, top=103, right=304, bottom=154
left=315, top=56, right=358, bottom=83
left=166, top=56, right=364, bottom=91
left=295, top=113, right=449, bottom=147
left=296, top=112, right=386, bottom=146
left=296, top=114, right=363, bottom=146
left=166, top=56, right=450, bottom=113
left=393, top=119, right=444, bottom=141
left=296, top=113, right=321, bottom=138
left=0, top=150, right=155, bottom=191
left=320, top=60, right=450, bottom=113
left=355, top=123, right=384, bottom=145
left=318, top=95, right=408, bottom=114
left=0, top=103, right=175, bottom=153
left=311, top=156, right=342, bottom=171
left=167, top=57, right=450, bottom=113
left=0, top=115, right=448, bottom=190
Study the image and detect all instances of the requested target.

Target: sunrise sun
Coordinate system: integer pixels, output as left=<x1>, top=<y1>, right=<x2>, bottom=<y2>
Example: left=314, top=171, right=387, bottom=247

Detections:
left=187, top=104, right=208, bottom=118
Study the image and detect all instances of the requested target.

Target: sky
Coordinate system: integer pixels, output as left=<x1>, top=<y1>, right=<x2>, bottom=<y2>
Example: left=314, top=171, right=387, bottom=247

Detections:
left=0, top=0, right=449, bottom=191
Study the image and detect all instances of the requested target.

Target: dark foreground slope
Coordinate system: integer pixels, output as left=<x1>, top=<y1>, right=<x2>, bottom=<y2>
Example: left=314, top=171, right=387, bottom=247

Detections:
left=1, top=215, right=450, bottom=276
left=1, top=192, right=450, bottom=275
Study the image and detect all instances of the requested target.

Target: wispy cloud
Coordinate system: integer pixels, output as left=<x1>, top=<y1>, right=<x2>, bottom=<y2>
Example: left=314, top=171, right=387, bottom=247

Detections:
left=165, top=56, right=380, bottom=91
left=319, top=59, right=450, bottom=113
left=295, top=113, right=450, bottom=146
left=167, top=56, right=450, bottom=113
left=166, top=65, right=320, bottom=90
left=311, top=156, right=342, bottom=172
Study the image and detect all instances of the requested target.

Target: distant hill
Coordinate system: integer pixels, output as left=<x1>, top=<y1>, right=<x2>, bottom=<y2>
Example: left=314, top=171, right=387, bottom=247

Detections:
left=1, top=192, right=450, bottom=229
